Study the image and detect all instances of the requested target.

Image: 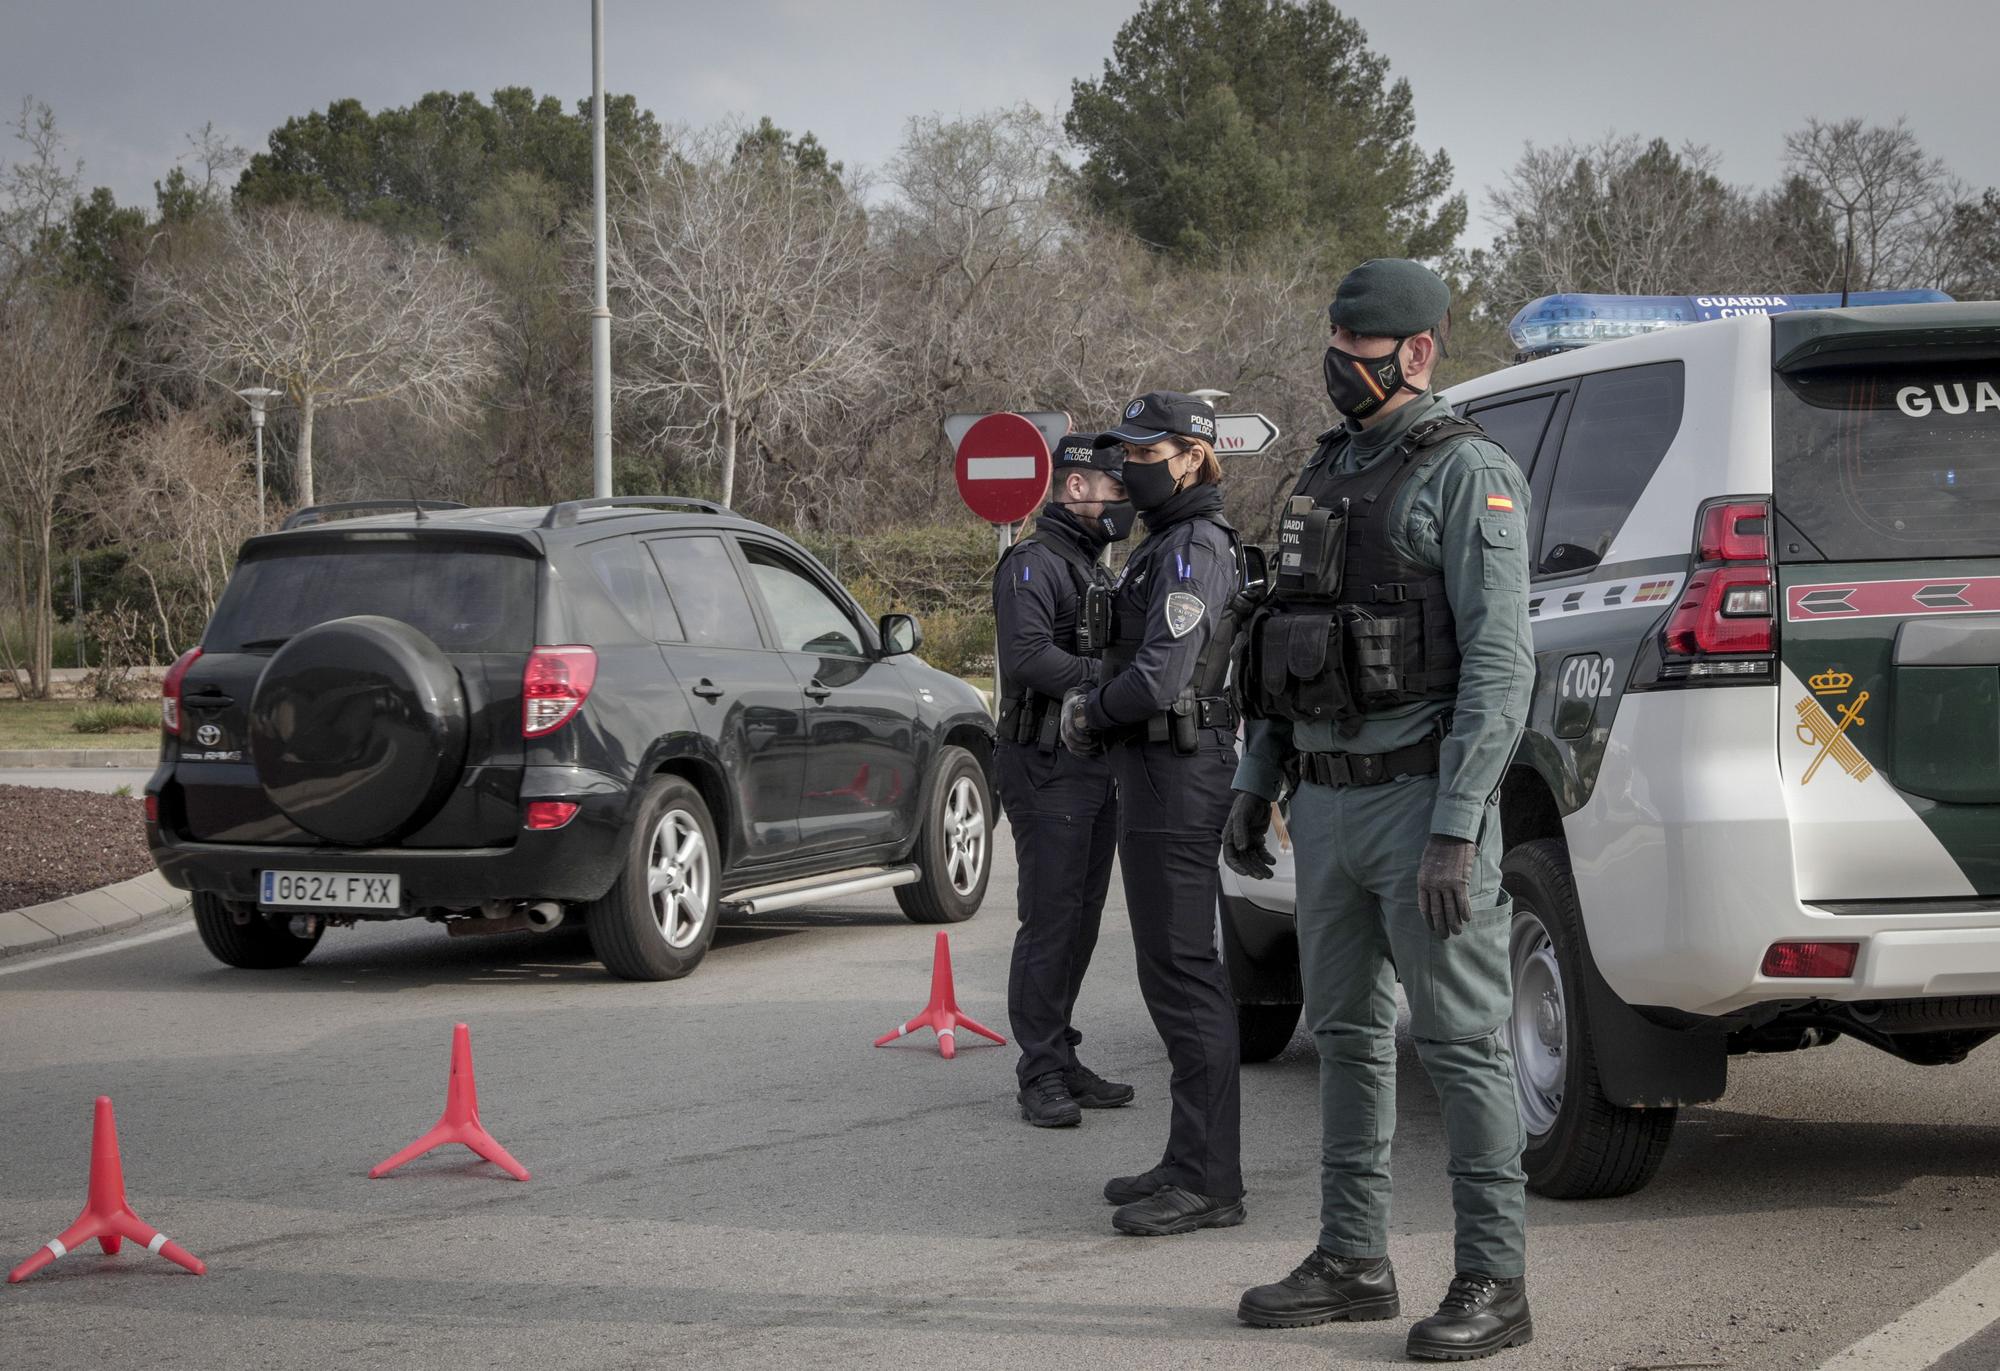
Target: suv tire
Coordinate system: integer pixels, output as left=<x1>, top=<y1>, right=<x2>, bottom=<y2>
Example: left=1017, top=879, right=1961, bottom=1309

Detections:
left=1504, top=838, right=1676, bottom=1200
left=1237, top=1001, right=1303, bottom=1063
left=896, top=745, right=991, bottom=924
left=192, top=891, right=323, bottom=969
left=584, top=776, right=720, bottom=982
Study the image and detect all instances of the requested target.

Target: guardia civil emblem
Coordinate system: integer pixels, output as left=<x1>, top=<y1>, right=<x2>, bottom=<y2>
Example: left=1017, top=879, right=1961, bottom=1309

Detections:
left=1165, top=592, right=1205, bottom=638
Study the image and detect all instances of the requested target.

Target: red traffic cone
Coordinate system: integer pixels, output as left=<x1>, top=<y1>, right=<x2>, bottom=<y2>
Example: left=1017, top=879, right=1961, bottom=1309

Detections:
left=873, top=930, right=1006, bottom=1059
left=8, top=1096, right=205, bottom=1282
left=370, top=1023, right=529, bottom=1181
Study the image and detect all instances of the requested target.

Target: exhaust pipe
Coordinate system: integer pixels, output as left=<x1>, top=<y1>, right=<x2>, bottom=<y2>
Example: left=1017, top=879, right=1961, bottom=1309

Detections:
left=447, top=902, right=564, bottom=938
left=524, top=902, right=563, bottom=932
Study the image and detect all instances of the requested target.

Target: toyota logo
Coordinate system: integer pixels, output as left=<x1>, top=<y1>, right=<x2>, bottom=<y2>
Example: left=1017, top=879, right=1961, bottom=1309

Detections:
left=195, top=723, right=222, bottom=747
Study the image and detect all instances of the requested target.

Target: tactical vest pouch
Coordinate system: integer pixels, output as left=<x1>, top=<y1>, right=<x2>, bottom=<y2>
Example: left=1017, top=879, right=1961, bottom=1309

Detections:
left=1276, top=496, right=1347, bottom=598
left=1343, top=609, right=1407, bottom=707
left=1248, top=608, right=1354, bottom=724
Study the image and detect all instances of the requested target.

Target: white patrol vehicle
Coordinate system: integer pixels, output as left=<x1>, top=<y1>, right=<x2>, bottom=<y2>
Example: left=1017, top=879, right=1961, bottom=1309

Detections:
left=1221, top=288, right=2000, bottom=1199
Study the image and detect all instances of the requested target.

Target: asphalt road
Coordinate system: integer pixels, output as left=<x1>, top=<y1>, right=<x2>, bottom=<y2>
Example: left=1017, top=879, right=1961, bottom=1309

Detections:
left=6, top=826, right=2000, bottom=1371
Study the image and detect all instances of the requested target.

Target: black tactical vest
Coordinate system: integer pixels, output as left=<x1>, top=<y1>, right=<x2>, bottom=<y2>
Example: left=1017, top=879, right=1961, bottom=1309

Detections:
left=995, top=525, right=1108, bottom=743
left=1241, top=414, right=1485, bottom=733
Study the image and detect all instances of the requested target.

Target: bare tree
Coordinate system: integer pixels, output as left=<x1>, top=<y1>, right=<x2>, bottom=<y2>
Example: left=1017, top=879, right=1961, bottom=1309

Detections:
left=1784, top=118, right=1963, bottom=291
left=0, top=286, right=118, bottom=696
left=136, top=205, right=499, bottom=506
left=0, top=98, right=82, bottom=287
left=607, top=127, right=884, bottom=507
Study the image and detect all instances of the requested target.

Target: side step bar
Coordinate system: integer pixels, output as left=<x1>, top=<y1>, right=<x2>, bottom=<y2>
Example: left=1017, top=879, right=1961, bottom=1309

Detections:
left=722, top=865, right=919, bottom=915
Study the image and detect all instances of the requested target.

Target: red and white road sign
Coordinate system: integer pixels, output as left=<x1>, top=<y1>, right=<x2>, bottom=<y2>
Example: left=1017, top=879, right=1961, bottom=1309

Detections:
left=953, top=412, right=1052, bottom=525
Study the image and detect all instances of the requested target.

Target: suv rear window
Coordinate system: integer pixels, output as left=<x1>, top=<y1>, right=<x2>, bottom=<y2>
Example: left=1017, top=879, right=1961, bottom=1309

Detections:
left=204, top=539, right=537, bottom=652
left=1774, top=361, right=2000, bottom=561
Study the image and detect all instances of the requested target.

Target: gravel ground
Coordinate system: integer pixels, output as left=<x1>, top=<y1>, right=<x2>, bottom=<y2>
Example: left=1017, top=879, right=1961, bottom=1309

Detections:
left=0, top=783, right=152, bottom=909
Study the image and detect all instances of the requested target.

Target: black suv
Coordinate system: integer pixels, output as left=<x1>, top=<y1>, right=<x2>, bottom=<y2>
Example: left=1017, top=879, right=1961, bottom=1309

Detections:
left=146, top=496, right=996, bottom=981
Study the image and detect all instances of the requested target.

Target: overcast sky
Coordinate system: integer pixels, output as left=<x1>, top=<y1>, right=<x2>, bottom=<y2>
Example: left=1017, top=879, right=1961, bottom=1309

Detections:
left=7, top=0, right=1999, bottom=251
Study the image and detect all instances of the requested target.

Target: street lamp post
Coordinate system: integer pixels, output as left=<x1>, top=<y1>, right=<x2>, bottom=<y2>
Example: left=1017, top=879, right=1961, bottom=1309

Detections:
left=236, top=387, right=282, bottom=526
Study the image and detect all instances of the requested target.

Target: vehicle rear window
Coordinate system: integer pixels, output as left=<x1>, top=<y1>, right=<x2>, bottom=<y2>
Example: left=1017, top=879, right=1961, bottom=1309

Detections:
left=1774, top=361, right=2000, bottom=561
left=204, top=539, right=537, bottom=652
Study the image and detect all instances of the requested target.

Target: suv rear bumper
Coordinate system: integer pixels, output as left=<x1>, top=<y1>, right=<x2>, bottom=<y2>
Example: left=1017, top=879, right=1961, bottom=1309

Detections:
left=147, top=783, right=631, bottom=912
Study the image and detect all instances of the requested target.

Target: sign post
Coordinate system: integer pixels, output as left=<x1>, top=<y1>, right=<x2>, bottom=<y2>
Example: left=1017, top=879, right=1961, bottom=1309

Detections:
left=951, top=412, right=1054, bottom=719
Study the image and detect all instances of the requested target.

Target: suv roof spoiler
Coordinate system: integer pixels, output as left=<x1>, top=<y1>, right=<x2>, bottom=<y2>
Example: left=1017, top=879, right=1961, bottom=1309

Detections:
left=539, top=495, right=734, bottom=528
left=282, top=499, right=470, bottom=531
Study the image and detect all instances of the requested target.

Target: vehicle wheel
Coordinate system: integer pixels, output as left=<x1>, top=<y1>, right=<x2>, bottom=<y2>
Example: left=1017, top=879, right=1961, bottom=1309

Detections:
left=584, top=776, right=720, bottom=982
left=1238, top=1001, right=1303, bottom=1063
left=192, top=890, right=322, bottom=969
left=896, top=746, right=991, bottom=924
left=1504, top=838, right=1676, bottom=1200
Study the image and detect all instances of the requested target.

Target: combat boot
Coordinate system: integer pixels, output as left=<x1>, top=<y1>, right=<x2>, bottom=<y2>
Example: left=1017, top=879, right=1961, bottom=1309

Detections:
left=1102, top=1165, right=1171, bottom=1205
left=1111, top=1185, right=1245, bottom=1236
left=1062, top=1061, right=1134, bottom=1108
left=1237, top=1249, right=1400, bottom=1327
left=1018, top=1072, right=1081, bottom=1128
left=1405, top=1273, right=1532, bottom=1361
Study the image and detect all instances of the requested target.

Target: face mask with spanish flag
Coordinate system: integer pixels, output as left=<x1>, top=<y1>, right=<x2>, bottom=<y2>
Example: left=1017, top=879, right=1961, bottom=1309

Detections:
left=1322, top=339, right=1422, bottom=421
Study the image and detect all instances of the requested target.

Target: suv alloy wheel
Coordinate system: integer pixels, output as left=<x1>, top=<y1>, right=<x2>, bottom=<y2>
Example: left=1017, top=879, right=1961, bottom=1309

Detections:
left=895, top=745, right=991, bottom=924
left=584, top=776, right=721, bottom=981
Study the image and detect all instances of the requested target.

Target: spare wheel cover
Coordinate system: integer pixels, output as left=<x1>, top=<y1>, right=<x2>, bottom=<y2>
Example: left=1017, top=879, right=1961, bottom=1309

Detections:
left=250, top=615, right=469, bottom=845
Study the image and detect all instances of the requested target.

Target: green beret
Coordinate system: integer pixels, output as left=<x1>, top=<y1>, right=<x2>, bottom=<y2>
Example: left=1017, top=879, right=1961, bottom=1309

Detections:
left=1327, top=258, right=1451, bottom=338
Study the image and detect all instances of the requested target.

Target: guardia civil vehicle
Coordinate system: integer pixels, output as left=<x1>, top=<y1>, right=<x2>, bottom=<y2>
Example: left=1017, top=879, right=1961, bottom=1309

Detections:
left=1220, top=288, right=2000, bottom=1199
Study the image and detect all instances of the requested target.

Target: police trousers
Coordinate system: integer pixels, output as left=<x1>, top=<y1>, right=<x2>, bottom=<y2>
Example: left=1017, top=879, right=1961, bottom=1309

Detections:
left=1108, top=729, right=1243, bottom=1200
left=996, top=740, right=1119, bottom=1086
left=1291, top=772, right=1526, bottom=1277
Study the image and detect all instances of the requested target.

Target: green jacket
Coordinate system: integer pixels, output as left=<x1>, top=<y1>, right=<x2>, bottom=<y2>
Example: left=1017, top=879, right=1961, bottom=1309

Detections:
left=1233, top=392, right=1534, bottom=841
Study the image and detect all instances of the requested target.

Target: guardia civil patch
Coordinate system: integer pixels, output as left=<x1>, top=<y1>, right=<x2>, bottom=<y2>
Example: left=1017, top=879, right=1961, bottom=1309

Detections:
left=1165, top=592, right=1205, bottom=638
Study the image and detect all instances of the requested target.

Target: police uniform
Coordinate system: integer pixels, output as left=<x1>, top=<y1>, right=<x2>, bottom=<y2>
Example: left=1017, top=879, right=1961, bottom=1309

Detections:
left=1071, top=392, right=1248, bottom=1237
left=1230, top=261, right=1536, bottom=1359
left=992, top=433, right=1132, bottom=1126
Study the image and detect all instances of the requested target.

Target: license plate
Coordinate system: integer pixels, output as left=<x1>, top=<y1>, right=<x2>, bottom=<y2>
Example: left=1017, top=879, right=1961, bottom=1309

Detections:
left=259, top=871, right=400, bottom=910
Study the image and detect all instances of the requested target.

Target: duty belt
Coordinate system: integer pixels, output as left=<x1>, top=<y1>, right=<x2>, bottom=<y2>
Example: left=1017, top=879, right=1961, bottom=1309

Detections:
left=1300, top=734, right=1440, bottom=788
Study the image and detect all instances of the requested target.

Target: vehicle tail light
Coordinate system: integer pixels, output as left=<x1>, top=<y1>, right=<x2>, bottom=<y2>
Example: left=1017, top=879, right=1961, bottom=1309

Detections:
left=522, top=646, right=597, bottom=737
left=1761, top=941, right=1859, bottom=978
left=160, top=647, right=203, bottom=735
left=524, top=800, right=580, bottom=830
left=143, top=794, right=159, bottom=823
left=1659, top=499, right=1774, bottom=682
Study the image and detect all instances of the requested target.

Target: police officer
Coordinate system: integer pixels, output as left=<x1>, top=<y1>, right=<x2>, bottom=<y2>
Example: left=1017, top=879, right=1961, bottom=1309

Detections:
left=1226, top=261, right=1535, bottom=1360
left=1060, top=391, right=1248, bottom=1238
left=993, top=432, right=1137, bottom=1129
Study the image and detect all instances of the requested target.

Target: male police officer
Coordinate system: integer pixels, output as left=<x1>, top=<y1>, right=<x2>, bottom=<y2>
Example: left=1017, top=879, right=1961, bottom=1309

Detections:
left=993, top=432, right=1137, bottom=1128
left=1226, top=261, right=1536, bottom=1360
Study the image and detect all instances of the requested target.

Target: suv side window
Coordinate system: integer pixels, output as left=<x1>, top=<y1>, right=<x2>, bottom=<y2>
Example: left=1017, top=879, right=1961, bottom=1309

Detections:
left=587, top=536, right=680, bottom=641
left=646, top=536, right=763, bottom=649
left=1464, top=391, right=1560, bottom=479
left=739, top=542, right=866, bottom=658
left=1536, top=361, right=1685, bottom=577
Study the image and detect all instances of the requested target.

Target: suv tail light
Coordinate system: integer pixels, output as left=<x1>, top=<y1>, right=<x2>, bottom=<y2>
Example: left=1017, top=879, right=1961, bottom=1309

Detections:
left=1762, top=941, right=1859, bottom=978
left=523, top=646, right=597, bottom=736
left=161, top=647, right=203, bottom=735
left=1659, top=499, right=1774, bottom=682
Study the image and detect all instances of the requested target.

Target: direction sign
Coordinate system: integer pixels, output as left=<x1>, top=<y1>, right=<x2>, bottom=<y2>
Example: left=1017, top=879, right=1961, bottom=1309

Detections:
left=954, top=412, right=1052, bottom=525
left=1214, top=412, right=1280, bottom=456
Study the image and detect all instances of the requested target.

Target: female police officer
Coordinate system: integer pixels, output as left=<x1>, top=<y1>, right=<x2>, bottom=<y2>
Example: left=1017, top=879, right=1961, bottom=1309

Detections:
left=1059, top=390, right=1246, bottom=1237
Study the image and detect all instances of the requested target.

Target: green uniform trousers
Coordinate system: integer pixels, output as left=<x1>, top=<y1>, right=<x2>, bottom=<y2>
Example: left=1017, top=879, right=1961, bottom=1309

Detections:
left=1291, top=771, right=1527, bottom=1277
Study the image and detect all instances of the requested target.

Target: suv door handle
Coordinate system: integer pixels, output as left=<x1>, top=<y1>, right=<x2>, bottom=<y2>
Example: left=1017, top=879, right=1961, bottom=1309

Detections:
left=690, top=678, right=724, bottom=701
left=804, top=681, right=833, bottom=702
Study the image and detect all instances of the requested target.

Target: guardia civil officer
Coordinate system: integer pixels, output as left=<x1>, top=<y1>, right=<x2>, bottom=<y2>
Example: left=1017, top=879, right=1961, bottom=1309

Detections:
left=993, top=432, right=1137, bottom=1129
left=1059, top=391, right=1248, bottom=1237
left=1226, top=261, right=1535, bottom=1360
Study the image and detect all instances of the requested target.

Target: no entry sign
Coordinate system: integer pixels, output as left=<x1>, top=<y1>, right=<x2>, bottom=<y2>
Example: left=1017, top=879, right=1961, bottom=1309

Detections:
left=953, top=412, right=1051, bottom=525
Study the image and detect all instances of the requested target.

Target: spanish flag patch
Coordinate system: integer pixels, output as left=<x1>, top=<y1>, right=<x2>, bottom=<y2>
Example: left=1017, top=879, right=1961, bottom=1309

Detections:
left=1486, top=494, right=1515, bottom=511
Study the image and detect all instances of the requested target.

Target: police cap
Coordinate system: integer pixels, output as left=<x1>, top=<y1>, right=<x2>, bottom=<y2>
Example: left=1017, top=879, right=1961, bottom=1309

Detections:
left=1095, top=391, right=1217, bottom=448
left=1051, top=431, right=1122, bottom=476
left=1327, top=258, right=1452, bottom=339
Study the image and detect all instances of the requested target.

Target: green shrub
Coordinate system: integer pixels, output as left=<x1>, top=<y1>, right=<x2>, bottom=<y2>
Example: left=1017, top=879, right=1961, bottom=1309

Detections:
left=69, top=702, right=159, bottom=734
left=913, top=609, right=995, bottom=678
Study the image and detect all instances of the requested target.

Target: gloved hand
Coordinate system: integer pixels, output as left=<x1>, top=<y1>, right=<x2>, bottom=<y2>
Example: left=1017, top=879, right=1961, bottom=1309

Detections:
left=1221, top=791, right=1275, bottom=880
left=1059, top=686, right=1103, bottom=757
left=1416, top=834, right=1477, bottom=940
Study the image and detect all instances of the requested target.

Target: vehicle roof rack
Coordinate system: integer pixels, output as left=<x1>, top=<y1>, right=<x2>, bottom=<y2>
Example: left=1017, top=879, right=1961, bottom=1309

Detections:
left=539, top=495, right=733, bottom=529
left=281, top=499, right=470, bottom=531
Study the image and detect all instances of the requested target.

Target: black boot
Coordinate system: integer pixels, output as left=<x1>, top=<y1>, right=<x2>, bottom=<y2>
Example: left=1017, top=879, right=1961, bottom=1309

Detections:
left=1238, top=1249, right=1400, bottom=1328
left=1406, top=1274, right=1532, bottom=1361
left=1111, top=1185, right=1246, bottom=1236
left=1018, top=1072, right=1081, bottom=1128
left=1062, top=1061, right=1135, bottom=1108
left=1103, top=1165, right=1171, bottom=1205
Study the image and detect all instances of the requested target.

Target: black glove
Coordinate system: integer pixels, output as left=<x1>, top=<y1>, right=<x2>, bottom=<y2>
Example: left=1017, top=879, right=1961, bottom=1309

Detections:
left=1416, top=834, right=1476, bottom=940
left=1221, top=791, right=1275, bottom=880
left=1059, top=686, right=1103, bottom=757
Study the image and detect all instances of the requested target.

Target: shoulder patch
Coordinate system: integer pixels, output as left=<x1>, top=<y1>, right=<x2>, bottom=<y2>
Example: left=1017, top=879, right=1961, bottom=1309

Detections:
left=1165, top=591, right=1205, bottom=638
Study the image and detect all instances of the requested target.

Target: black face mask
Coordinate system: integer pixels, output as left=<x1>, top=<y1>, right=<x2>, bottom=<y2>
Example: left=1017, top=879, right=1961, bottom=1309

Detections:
left=1323, top=338, right=1420, bottom=421
left=1121, top=458, right=1183, bottom=512
left=1056, top=499, right=1135, bottom=543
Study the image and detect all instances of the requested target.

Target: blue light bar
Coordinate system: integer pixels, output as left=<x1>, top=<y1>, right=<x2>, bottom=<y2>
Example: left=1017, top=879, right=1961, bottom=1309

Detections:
left=1508, top=289, right=1955, bottom=357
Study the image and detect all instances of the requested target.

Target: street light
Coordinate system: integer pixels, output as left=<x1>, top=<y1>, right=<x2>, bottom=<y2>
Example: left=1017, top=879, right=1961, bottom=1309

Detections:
left=236, top=387, right=282, bottom=526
